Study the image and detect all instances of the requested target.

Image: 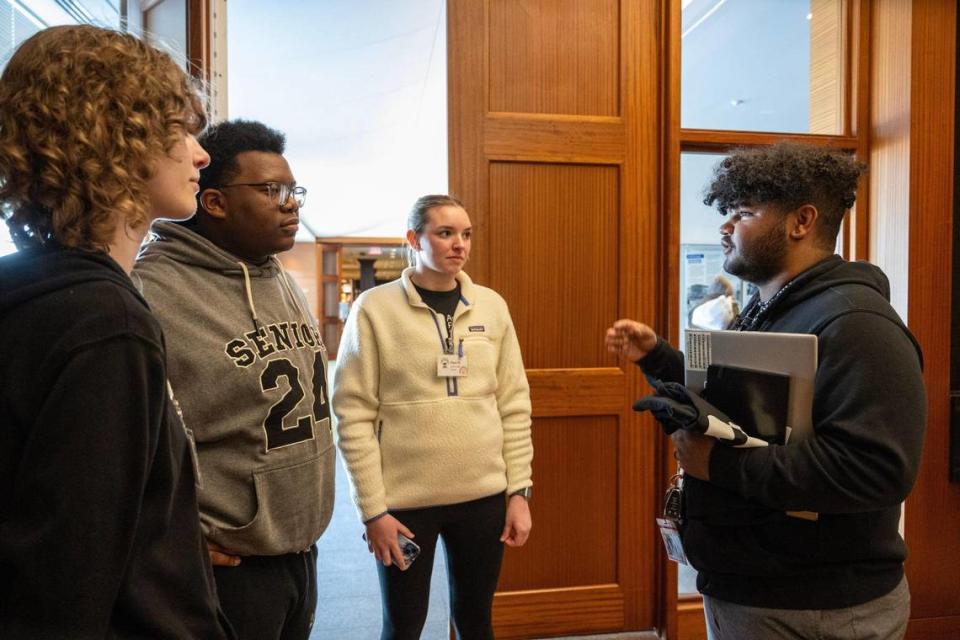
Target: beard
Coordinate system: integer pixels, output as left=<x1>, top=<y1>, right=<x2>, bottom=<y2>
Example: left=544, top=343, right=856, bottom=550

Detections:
left=723, top=216, right=788, bottom=286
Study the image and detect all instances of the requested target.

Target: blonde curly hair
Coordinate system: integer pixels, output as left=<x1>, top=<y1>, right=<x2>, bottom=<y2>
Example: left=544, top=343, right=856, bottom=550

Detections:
left=0, top=25, right=207, bottom=251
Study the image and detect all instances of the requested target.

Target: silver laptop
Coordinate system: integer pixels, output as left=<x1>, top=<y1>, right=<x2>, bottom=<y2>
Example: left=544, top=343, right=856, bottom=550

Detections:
left=684, top=330, right=818, bottom=444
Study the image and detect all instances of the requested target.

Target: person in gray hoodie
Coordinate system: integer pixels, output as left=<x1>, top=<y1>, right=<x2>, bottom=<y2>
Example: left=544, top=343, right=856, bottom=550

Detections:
left=134, top=120, right=334, bottom=640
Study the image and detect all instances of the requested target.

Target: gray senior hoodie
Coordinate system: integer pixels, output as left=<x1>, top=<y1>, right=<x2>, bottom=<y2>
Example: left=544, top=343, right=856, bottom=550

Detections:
left=133, top=221, right=334, bottom=556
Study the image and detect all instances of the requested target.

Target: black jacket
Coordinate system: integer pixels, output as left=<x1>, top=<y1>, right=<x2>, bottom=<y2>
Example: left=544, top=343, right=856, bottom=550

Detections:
left=640, top=255, right=926, bottom=609
left=0, top=247, right=233, bottom=639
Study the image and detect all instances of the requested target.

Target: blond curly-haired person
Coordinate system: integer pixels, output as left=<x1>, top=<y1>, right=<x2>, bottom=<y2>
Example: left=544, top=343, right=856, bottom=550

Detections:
left=0, top=25, right=234, bottom=639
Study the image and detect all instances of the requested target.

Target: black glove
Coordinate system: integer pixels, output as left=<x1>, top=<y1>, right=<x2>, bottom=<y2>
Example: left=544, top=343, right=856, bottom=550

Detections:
left=633, top=379, right=750, bottom=446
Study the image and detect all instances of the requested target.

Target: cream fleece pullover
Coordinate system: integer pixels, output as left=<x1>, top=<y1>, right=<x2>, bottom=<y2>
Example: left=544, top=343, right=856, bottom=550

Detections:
left=332, top=268, right=533, bottom=521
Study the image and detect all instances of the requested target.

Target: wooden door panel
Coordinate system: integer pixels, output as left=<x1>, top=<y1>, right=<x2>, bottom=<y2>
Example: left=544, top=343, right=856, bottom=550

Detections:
left=487, top=161, right=620, bottom=369
left=527, top=368, right=625, bottom=417
left=485, top=115, right=626, bottom=164
left=489, top=0, right=621, bottom=116
left=493, top=585, right=626, bottom=639
left=499, top=415, right=619, bottom=590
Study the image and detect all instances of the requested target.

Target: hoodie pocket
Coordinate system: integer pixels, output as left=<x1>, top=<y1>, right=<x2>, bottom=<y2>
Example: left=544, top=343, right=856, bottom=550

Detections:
left=209, top=443, right=335, bottom=556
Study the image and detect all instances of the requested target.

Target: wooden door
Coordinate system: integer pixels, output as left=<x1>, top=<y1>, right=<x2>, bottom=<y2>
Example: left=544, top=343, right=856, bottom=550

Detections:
left=317, top=242, right=343, bottom=358
left=448, top=1, right=667, bottom=637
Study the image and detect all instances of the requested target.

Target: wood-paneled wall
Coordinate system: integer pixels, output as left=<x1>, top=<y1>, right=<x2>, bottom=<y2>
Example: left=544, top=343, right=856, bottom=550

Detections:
left=871, top=1, right=960, bottom=638
left=809, top=0, right=846, bottom=135
left=870, top=0, right=911, bottom=317
left=904, top=0, right=960, bottom=632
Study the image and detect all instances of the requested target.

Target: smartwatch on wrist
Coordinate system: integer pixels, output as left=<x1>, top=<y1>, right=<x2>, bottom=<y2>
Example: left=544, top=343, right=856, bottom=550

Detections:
left=511, top=487, right=532, bottom=500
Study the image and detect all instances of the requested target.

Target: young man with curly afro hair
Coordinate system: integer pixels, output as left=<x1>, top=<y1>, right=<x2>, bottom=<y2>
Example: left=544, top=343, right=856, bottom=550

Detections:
left=606, top=142, right=925, bottom=640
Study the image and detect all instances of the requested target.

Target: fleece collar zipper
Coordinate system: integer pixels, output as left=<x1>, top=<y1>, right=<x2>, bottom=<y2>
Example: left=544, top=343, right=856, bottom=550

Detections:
left=428, top=309, right=464, bottom=397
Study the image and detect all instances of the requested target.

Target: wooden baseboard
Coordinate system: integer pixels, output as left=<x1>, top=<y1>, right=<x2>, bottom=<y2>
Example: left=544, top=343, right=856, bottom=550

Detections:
left=492, top=584, right=625, bottom=639
left=906, top=615, right=960, bottom=639
left=677, top=599, right=706, bottom=640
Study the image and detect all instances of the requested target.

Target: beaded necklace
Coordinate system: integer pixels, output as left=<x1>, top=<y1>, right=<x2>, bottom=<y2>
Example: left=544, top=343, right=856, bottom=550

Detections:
left=732, top=277, right=801, bottom=331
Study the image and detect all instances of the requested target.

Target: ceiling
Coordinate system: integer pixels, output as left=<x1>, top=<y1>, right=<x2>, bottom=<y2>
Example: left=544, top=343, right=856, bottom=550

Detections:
left=227, top=0, right=448, bottom=241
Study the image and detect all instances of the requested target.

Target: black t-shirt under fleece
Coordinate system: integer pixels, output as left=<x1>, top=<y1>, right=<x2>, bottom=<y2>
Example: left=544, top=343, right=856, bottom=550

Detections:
left=414, top=282, right=461, bottom=319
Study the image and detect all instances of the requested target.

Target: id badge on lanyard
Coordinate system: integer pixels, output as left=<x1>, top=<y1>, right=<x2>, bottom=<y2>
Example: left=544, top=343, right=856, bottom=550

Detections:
left=436, top=313, right=468, bottom=378
left=656, top=471, right=689, bottom=565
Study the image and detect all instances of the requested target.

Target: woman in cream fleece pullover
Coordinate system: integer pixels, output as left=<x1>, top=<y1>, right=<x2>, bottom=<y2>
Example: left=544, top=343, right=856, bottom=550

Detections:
left=332, top=194, right=533, bottom=639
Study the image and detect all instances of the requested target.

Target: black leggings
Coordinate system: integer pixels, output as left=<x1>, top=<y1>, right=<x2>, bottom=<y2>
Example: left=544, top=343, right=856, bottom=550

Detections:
left=377, top=493, right=506, bottom=640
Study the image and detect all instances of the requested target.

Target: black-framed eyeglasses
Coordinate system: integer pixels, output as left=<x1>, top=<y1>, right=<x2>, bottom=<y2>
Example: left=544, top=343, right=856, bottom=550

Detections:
left=217, top=182, right=307, bottom=208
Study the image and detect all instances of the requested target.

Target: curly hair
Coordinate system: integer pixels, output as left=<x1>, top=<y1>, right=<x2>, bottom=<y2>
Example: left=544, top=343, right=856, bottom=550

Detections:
left=0, top=25, right=207, bottom=251
left=196, top=120, right=286, bottom=195
left=703, top=142, right=867, bottom=249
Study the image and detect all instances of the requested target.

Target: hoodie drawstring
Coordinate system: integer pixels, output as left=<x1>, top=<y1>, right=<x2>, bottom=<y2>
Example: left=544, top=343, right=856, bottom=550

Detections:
left=237, top=261, right=261, bottom=330
left=237, top=259, right=318, bottom=339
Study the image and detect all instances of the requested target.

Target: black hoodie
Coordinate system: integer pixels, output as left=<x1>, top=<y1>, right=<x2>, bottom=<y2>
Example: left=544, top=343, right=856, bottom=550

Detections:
left=640, top=255, right=926, bottom=609
left=0, top=246, right=233, bottom=639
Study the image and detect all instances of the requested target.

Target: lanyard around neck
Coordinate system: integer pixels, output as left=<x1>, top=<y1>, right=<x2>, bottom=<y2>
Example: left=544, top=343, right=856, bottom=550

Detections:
left=734, top=278, right=799, bottom=331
